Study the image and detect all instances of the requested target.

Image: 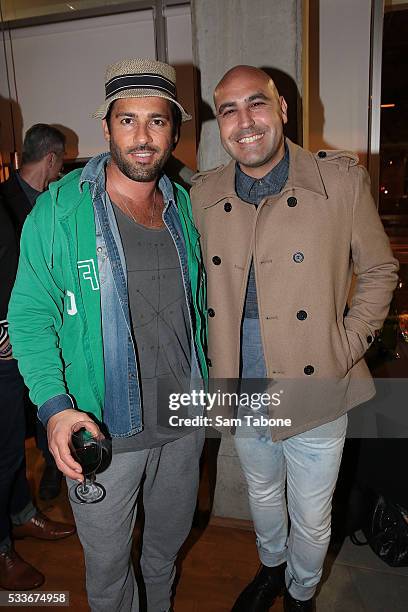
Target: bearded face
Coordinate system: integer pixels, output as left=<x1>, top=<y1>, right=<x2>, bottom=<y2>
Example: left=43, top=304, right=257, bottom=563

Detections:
left=103, top=97, right=177, bottom=183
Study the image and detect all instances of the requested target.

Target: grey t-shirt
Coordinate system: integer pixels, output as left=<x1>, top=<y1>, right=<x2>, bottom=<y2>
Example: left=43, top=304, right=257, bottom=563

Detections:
left=111, top=203, right=192, bottom=452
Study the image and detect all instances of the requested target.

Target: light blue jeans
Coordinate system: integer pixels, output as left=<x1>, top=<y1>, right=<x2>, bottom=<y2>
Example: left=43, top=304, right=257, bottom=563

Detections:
left=236, top=318, right=347, bottom=601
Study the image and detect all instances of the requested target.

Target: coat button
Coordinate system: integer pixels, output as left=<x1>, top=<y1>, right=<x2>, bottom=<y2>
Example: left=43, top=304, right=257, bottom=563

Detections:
left=367, top=335, right=373, bottom=344
left=212, top=256, right=221, bottom=265
left=304, top=365, right=315, bottom=375
left=207, top=358, right=212, bottom=367
left=318, top=151, right=327, bottom=158
left=287, top=196, right=297, bottom=207
left=224, top=202, right=232, bottom=212
left=297, top=310, right=308, bottom=320
left=293, top=251, right=304, bottom=263
left=208, top=308, right=215, bottom=317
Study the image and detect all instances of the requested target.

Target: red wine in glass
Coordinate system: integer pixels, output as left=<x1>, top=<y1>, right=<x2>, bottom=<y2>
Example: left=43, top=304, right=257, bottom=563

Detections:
left=69, top=423, right=106, bottom=504
left=74, top=444, right=102, bottom=475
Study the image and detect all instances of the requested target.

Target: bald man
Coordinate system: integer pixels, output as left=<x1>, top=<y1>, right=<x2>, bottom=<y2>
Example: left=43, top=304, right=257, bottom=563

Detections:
left=190, top=66, right=398, bottom=611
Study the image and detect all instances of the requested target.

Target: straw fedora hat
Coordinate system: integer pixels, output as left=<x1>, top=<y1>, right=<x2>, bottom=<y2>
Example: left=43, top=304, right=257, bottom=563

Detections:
left=93, top=58, right=191, bottom=122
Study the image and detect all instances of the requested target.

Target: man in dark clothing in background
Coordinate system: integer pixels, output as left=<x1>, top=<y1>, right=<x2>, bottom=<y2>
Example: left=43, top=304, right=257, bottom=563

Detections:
left=0, top=124, right=66, bottom=501
left=0, top=125, right=75, bottom=591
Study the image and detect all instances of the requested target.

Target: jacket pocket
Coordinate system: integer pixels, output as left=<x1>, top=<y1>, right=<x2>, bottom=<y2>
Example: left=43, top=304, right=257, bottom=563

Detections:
left=336, top=323, right=354, bottom=374
left=345, top=327, right=366, bottom=367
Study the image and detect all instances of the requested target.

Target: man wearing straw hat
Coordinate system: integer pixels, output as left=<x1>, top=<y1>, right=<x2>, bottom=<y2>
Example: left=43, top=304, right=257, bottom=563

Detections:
left=9, top=58, right=208, bottom=612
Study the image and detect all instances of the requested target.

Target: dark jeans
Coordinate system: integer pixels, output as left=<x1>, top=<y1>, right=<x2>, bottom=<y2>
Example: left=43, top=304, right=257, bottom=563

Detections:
left=0, top=359, right=32, bottom=545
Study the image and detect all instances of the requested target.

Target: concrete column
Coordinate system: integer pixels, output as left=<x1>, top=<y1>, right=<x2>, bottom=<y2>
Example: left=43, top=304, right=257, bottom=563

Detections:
left=191, top=0, right=303, bottom=520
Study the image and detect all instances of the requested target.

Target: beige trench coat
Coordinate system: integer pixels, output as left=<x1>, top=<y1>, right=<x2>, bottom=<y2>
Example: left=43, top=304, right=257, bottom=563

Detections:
left=191, top=139, right=399, bottom=440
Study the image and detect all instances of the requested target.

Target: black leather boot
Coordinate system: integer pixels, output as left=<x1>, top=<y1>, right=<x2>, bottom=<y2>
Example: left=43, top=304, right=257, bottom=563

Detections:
left=231, top=562, right=286, bottom=611
left=283, top=590, right=314, bottom=611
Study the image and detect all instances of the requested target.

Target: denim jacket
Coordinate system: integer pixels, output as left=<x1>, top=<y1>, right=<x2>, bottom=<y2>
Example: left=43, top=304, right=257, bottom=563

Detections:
left=83, top=153, right=205, bottom=436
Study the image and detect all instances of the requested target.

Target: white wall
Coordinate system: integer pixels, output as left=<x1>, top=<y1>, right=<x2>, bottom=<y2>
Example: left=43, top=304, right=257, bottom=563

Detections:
left=308, top=0, right=372, bottom=165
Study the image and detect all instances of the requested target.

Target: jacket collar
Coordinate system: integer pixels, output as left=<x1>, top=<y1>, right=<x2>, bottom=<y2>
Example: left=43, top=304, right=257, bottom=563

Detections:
left=286, top=139, right=328, bottom=199
left=79, top=152, right=109, bottom=193
left=1, top=171, right=31, bottom=204
left=201, top=138, right=328, bottom=206
left=0, top=172, right=33, bottom=224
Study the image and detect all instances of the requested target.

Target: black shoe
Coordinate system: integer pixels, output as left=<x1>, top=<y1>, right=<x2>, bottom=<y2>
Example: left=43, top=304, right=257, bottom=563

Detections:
left=283, top=590, right=314, bottom=611
left=39, top=465, right=63, bottom=500
left=231, top=563, right=286, bottom=611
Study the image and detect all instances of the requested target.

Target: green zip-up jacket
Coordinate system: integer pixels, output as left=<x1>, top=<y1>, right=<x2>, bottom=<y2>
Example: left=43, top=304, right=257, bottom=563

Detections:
left=8, top=165, right=208, bottom=428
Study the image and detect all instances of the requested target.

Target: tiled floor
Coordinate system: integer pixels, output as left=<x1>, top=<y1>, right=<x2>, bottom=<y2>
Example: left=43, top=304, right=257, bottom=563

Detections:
left=7, top=439, right=408, bottom=611
left=315, top=535, right=408, bottom=612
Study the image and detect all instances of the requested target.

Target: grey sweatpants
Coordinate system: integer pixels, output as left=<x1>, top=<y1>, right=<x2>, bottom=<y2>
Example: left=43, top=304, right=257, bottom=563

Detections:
left=68, top=429, right=204, bottom=612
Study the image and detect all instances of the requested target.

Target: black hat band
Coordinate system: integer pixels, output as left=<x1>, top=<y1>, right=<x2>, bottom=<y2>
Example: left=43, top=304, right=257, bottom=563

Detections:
left=105, top=73, right=176, bottom=100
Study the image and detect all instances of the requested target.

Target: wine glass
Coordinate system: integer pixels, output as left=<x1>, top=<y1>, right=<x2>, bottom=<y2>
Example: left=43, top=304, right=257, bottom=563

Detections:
left=68, top=422, right=106, bottom=504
